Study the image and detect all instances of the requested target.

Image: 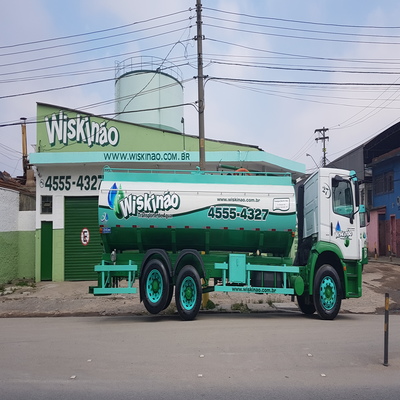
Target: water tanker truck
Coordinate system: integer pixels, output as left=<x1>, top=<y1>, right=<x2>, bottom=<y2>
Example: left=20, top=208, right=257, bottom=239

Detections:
left=90, top=166, right=368, bottom=320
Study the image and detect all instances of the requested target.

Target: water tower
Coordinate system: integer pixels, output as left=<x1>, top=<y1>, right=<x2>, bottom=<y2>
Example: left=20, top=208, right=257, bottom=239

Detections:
left=115, top=56, right=184, bottom=133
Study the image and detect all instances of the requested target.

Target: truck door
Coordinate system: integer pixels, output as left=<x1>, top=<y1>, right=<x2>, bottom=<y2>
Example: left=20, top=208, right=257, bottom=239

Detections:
left=329, top=174, right=359, bottom=260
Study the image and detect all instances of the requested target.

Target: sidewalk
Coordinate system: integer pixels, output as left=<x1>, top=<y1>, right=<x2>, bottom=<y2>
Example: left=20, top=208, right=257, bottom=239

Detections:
left=368, top=255, right=400, bottom=265
left=0, top=280, right=285, bottom=318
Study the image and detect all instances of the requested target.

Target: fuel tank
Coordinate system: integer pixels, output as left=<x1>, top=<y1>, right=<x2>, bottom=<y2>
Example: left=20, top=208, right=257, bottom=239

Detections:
left=98, top=168, right=296, bottom=256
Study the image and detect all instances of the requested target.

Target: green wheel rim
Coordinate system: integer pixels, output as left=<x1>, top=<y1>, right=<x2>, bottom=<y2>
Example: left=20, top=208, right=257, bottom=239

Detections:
left=146, top=269, right=163, bottom=303
left=180, top=276, right=197, bottom=311
left=319, top=276, right=337, bottom=311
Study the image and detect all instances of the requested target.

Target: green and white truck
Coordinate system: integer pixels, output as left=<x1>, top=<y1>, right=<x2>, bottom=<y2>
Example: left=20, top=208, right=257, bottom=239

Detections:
left=90, top=166, right=368, bottom=320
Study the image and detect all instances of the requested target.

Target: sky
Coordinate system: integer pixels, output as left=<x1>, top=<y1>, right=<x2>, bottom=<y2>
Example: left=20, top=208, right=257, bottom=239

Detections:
left=2, top=0, right=400, bottom=176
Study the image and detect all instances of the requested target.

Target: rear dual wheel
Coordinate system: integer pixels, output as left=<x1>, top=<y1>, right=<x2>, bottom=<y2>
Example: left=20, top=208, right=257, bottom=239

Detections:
left=140, top=259, right=172, bottom=314
left=297, top=294, right=316, bottom=315
left=175, top=265, right=202, bottom=321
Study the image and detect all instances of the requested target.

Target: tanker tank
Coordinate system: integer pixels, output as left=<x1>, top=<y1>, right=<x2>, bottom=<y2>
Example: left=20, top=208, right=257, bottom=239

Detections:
left=98, top=167, right=296, bottom=257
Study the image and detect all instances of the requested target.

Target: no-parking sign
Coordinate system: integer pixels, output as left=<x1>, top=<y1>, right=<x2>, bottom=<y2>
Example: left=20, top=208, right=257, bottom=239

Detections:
left=81, top=228, right=90, bottom=246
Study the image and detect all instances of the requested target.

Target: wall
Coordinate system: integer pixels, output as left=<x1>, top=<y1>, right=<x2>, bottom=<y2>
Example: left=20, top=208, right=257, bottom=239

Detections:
left=0, top=187, right=36, bottom=284
left=367, top=209, right=381, bottom=256
left=373, top=157, right=400, bottom=220
left=18, top=210, right=36, bottom=279
left=327, top=146, right=365, bottom=180
left=0, top=188, right=19, bottom=283
left=370, top=156, right=400, bottom=257
left=383, top=217, right=400, bottom=257
left=34, top=165, right=100, bottom=282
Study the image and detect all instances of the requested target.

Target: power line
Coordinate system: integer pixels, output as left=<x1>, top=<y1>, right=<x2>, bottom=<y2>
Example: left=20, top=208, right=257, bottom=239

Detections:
left=203, top=6, right=400, bottom=30
left=0, top=39, right=191, bottom=78
left=290, top=130, right=318, bottom=160
left=207, top=38, right=400, bottom=66
left=203, top=51, right=400, bottom=66
left=203, top=14, right=400, bottom=40
left=0, top=66, right=114, bottom=84
left=0, top=18, right=189, bottom=58
left=205, top=22, right=400, bottom=46
left=0, top=78, right=114, bottom=100
left=211, top=78, right=400, bottom=107
left=0, top=9, right=189, bottom=50
left=7, top=53, right=399, bottom=86
left=208, top=56, right=400, bottom=70
left=329, top=75, right=400, bottom=130
left=0, top=99, right=198, bottom=128
left=209, top=60, right=400, bottom=75
left=328, top=115, right=400, bottom=160
left=0, top=72, right=194, bottom=126
left=0, top=25, right=190, bottom=69
left=207, top=76, right=400, bottom=87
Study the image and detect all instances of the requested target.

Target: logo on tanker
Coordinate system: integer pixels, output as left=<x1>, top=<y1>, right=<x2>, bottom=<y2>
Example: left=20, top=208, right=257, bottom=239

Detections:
left=108, top=183, right=180, bottom=219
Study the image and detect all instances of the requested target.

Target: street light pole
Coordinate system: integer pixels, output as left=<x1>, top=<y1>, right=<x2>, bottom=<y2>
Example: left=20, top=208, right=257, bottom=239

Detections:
left=306, top=153, right=319, bottom=169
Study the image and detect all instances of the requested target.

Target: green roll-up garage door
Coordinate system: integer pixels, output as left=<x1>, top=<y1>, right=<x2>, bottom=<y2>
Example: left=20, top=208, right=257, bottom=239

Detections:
left=65, top=196, right=103, bottom=280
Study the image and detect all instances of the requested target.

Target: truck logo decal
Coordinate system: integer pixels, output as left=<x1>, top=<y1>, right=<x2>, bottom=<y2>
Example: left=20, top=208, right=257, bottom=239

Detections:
left=107, top=183, right=180, bottom=219
left=335, top=221, right=354, bottom=247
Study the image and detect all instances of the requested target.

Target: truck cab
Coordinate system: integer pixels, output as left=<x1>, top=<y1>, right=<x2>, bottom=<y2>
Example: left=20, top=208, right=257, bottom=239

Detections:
left=296, top=168, right=366, bottom=318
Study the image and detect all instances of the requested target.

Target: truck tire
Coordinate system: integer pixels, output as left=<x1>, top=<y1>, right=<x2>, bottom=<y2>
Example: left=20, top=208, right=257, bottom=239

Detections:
left=297, top=294, right=316, bottom=315
left=163, top=284, right=174, bottom=311
left=140, top=259, right=170, bottom=314
left=175, top=265, right=202, bottom=321
left=313, top=264, right=342, bottom=320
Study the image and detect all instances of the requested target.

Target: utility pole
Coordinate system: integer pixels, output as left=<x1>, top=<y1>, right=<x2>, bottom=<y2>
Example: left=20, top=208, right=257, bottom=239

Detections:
left=195, top=0, right=206, bottom=170
left=314, top=127, right=329, bottom=167
left=20, top=117, right=28, bottom=177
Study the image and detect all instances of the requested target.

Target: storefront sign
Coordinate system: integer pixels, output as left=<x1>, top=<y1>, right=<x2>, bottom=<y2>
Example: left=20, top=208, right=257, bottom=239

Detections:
left=45, top=111, right=120, bottom=148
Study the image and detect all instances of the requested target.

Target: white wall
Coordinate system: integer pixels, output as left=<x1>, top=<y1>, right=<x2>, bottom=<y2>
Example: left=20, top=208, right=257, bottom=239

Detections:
left=0, top=187, right=18, bottom=233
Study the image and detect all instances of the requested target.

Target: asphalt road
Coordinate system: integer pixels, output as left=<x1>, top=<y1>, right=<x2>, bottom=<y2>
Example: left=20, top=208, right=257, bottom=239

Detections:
left=1, top=313, right=399, bottom=400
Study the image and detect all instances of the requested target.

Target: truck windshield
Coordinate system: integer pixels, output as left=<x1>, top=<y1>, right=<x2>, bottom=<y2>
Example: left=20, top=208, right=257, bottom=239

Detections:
left=332, top=179, right=354, bottom=218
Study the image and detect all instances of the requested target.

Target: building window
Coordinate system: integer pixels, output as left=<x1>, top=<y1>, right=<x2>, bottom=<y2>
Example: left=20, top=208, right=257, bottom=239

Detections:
left=41, top=195, right=53, bottom=214
left=373, top=171, right=394, bottom=195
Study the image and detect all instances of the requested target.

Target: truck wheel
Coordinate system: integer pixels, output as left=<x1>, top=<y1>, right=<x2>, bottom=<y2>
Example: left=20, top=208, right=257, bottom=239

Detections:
left=297, top=294, right=316, bottom=315
left=313, top=265, right=342, bottom=320
left=175, top=265, right=202, bottom=321
left=140, top=259, right=170, bottom=314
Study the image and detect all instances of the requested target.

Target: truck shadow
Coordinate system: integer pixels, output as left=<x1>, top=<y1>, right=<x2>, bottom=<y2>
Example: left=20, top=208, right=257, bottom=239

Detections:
left=90, top=309, right=359, bottom=325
